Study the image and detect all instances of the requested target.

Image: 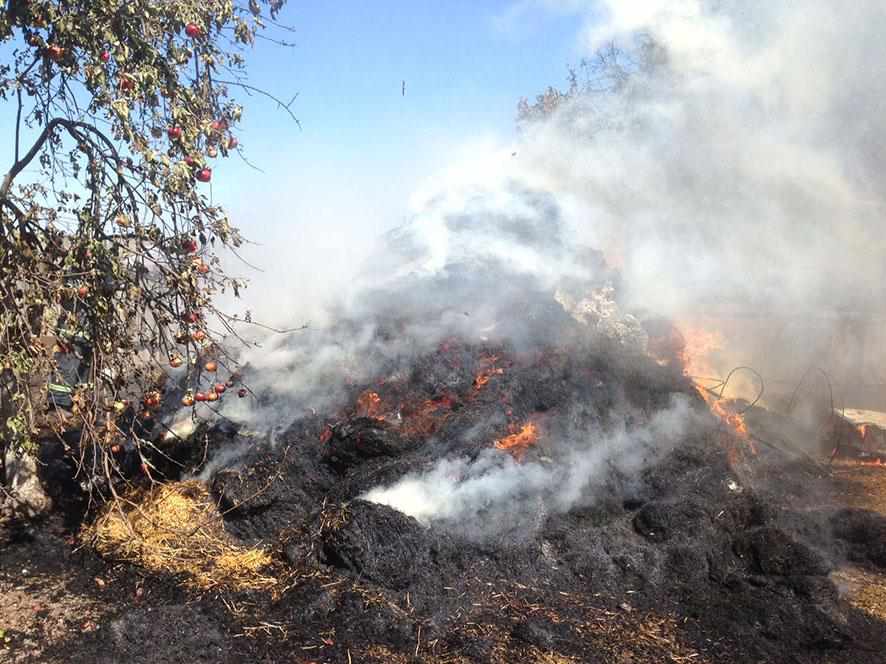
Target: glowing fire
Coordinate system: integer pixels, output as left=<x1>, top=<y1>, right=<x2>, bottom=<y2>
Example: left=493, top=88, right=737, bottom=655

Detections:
left=494, top=422, right=539, bottom=461
left=677, top=323, right=725, bottom=379
left=696, top=387, right=758, bottom=464
left=474, top=355, right=504, bottom=389
left=400, top=393, right=455, bottom=436
left=356, top=390, right=383, bottom=418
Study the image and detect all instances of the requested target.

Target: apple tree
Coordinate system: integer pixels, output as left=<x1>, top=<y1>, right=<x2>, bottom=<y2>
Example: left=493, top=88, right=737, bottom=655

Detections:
left=0, top=0, right=291, bottom=498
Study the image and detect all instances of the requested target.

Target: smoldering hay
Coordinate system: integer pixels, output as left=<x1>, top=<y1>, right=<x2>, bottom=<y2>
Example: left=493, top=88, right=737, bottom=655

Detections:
left=362, top=395, right=703, bottom=529
left=210, top=1, right=886, bottom=518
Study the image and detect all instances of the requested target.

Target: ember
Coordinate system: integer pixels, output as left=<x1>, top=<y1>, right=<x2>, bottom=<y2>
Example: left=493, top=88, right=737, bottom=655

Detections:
left=692, top=382, right=759, bottom=466
left=356, top=390, right=384, bottom=418
left=493, top=421, right=539, bottom=460
left=473, top=355, right=504, bottom=389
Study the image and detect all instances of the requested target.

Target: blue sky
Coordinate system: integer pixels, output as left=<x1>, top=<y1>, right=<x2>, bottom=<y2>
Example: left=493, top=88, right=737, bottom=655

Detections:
left=206, top=2, right=591, bottom=317
left=227, top=2, right=584, bottom=198
left=1, top=2, right=594, bottom=320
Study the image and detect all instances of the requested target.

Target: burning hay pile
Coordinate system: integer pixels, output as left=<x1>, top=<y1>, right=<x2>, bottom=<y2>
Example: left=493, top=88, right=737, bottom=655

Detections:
left=86, top=480, right=276, bottom=590
left=161, top=289, right=872, bottom=662
left=59, top=278, right=886, bottom=662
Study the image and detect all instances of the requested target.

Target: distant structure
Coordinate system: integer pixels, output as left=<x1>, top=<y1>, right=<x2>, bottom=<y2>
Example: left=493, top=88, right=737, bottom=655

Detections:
left=402, top=80, right=406, bottom=96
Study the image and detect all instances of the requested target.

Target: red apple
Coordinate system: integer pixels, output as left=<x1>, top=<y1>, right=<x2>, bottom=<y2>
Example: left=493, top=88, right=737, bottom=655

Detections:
left=196, top=262, right=210, bottom=275
left=206, top=391, right=219, bottom=402
left=185, top=22, right=203, bottom=38
left=204, top=360, right=217, bottom=372
left=184, top=154, right=197, bottom=167
left=167, top=126, right=182, bottom=141
left=214, top=383, right=226, bottom=394
left=182, top=238, right=198, bottom=253
left=110, top=444, right=122, bottom=454
left=119, top=76, right=135, bottom=91
left=238, top=388, right=248, bottom=398
left=194, top=392, right=207, bottom=402
left=100, top=50, right=111, bottom=63
left=195, top=167, right=212, bottom=183
left=46, top=44, right=65, bottom=62
left=227, top=136, right=238, bottom=150
left=77, top=285, right=89, bottom=299
left=181, top=311, right=200, bottom=324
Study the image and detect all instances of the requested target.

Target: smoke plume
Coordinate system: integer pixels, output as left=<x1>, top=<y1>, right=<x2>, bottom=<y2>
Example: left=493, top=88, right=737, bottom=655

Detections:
left=363, top=395, right=703, bottom=531
left=211, top=2, right=886, bottom=516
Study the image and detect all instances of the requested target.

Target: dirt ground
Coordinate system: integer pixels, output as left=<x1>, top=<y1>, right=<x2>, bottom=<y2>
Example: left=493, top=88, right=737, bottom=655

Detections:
left=1, top=460, right=885, bottom=663
left=829, top=463, right=886, bottom=624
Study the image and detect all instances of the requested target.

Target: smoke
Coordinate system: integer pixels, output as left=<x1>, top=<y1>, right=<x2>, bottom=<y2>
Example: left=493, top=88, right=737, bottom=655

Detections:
left=363, top=394, right=703, bottom=532
left=211, top=2, right=886, bottom=479
left=344, top=0, right=886, bottom=394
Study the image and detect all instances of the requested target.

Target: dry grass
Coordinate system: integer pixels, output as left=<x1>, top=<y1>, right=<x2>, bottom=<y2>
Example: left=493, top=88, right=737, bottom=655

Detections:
left=829, top=462, right=886, bottom=622
left=85, top=480, right=276, bottom=591
left=830, top=462, right=886, bottom=514
left=832, top=565, right=886, bottom=622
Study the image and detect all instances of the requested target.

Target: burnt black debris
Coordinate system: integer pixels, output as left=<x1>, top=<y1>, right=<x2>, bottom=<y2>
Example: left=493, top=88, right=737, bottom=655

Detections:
left=187, top=318, right=886, bottom=663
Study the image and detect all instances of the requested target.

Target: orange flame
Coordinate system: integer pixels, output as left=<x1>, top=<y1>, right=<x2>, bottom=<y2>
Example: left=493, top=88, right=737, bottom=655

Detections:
left=400, top=394, right=455, bottom=436
left=494, top=422, right=539, bottom=461
left=678, top=324, right=725, bottom=379
left=474, top=355, right=504, bottom=390
left=697, top=388, right=757, bottom=464
left=356, top=390, right=384, bottom=419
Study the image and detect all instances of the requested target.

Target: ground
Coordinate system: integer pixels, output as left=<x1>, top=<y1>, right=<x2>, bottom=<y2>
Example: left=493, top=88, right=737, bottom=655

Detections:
left=829, top=463, right=886, bottom=625
left=1, top=459, right=885, bottom=663
left=2, top=327, right=885, bottom=663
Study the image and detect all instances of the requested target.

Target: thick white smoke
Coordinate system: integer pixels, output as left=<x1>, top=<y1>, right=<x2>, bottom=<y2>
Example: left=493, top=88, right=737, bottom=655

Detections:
left=355, top=0, right=886, bottom=519
left=356, top=0, right=886, bottom=390
left=363, top=395, right=702, bottom=528
left=211, top=1, right=886, bottom=509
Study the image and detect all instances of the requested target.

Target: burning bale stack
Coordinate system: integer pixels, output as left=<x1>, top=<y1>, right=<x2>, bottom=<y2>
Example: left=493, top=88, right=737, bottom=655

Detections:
left=166, top=288, right=883, bottom=663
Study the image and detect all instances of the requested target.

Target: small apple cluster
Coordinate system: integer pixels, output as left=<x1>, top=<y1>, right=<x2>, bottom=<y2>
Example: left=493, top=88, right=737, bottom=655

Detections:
left=180, top=360, right=248, bottom=407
